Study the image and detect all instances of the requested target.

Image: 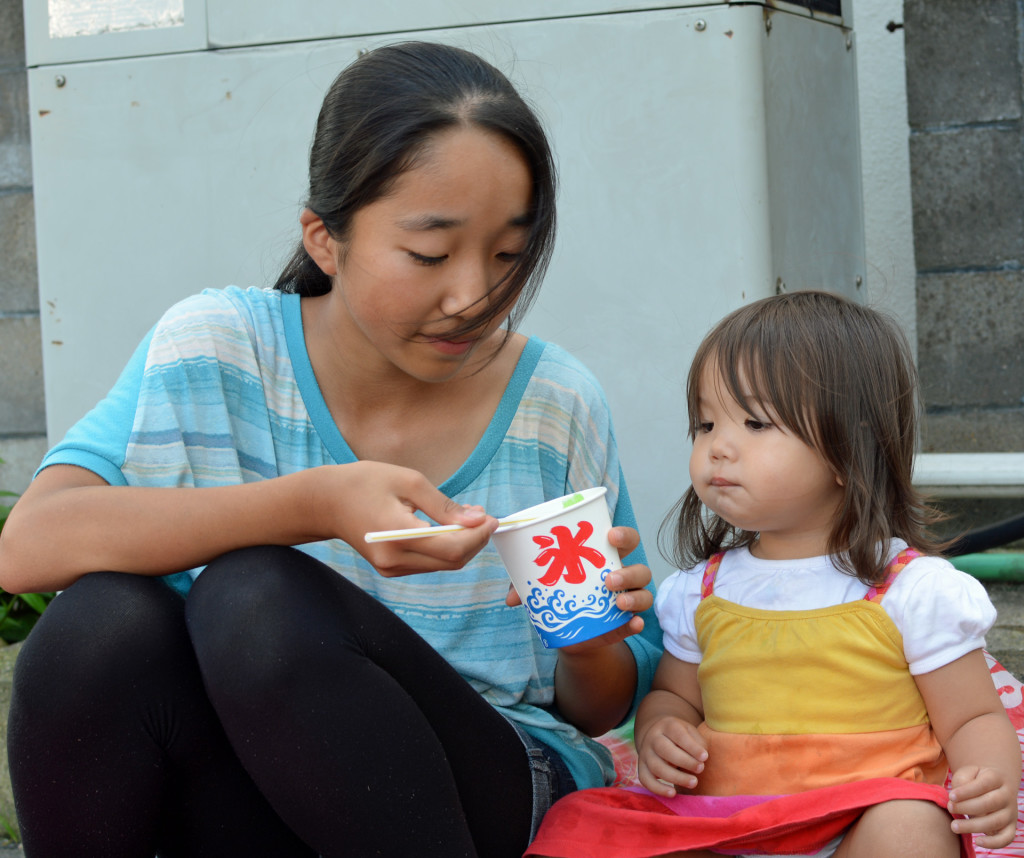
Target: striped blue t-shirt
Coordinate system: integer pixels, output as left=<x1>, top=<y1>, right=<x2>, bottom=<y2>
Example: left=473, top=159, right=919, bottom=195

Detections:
left=40, top=285, right=662, bottom=790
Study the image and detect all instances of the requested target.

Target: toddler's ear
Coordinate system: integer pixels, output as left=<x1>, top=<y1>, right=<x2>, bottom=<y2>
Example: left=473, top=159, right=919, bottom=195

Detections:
left=300, top=208, right=340, bottom=276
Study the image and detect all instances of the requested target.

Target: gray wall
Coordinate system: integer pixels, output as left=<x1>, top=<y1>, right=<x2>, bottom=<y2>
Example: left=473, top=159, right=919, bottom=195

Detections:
left=903, top=0, right=1024, bottom=535
left=0, top=0, right=46, bottom=496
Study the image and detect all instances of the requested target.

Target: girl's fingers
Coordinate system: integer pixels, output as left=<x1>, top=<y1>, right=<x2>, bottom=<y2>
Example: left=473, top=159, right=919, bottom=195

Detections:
left=950, top=803, right=1017, bottom=848
left=366, top=522, right=496, bottom=576
left=607, top=525, right=640, bottom=555
left=638, top=757, right=698, bottom=794
left=606, top=565, right=650, bottom=588
left=647, top=731, right=706, bottom=775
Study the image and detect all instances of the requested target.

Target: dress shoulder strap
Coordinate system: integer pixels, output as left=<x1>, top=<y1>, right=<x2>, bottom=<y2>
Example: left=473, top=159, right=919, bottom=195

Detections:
left=700, top=552, right=726, bottom=600
left=863, top=548, right=923, bottom=604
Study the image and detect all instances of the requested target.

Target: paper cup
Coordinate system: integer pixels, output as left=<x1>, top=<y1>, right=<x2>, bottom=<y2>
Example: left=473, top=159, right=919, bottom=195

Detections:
left=492, top=487, right=630, bottom=648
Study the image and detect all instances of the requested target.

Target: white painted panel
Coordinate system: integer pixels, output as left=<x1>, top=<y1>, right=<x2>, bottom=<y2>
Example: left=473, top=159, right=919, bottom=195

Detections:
left=847, top=0, right=917, bottom=347
left=205, top=0, right=722, bottom=49
left=24, top=0, right=207, bottom=66
left=28, top=6, right=861, bottom=578
left=47, top=0, right=184, bottom=39
left=763, top=10, right=864, bottom=297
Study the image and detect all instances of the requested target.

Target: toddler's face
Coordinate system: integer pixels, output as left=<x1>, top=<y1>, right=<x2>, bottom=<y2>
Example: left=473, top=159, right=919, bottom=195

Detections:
left=688, top=364, right=844, bottom=560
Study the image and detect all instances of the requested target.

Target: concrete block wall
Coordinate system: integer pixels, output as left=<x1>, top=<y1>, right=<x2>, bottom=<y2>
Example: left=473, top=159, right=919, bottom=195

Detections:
left=903, top=0, right=1024, bottom=536
left=0, top=0, right=46, bottom=497
left=904, top=0, right=1024, bottom=451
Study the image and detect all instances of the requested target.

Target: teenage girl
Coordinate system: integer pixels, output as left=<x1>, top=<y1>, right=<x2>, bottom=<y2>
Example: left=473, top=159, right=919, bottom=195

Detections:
left=0, top=42, right=661, bottom=858
left=526, top=290, right=1020, bottom=858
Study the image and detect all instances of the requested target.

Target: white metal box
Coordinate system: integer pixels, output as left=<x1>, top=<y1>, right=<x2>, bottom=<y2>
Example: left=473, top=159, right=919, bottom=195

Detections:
left=25, top=2, right=861, bottom=576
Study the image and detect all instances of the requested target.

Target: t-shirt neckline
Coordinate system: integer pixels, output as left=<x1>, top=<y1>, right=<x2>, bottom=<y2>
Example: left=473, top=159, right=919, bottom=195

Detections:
left=281, top=292, right=544, bottom=495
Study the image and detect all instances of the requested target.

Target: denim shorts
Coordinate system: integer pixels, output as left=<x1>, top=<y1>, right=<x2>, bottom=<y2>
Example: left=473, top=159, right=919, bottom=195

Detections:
left=508, top=722, right=578, bottom=842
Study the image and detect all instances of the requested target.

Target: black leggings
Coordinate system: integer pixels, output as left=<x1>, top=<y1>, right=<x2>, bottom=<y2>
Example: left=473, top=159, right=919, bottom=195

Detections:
left=8, top=546, right=538, bottom=857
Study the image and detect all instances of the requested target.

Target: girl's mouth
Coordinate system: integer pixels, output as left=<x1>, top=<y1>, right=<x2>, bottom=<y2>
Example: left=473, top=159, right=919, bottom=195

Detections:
left=423, top=337, right=475, bottom=356
left=710, top=477, right=737, bottom=488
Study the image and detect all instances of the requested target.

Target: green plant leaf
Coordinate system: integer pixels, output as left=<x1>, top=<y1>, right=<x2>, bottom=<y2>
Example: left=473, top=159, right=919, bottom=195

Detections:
left=19, top=592, right=51, bottom=614
left=0, top=811, right=19, bottom=843
left=0, top=613, right=38, bottom=643
left=0, top=465, right=51, bottom=643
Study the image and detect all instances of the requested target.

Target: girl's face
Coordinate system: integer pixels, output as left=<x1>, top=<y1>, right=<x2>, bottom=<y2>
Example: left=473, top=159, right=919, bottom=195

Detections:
left=688, top=363, right=845, bottom=560
left=316, top=125, right=533, bottom=384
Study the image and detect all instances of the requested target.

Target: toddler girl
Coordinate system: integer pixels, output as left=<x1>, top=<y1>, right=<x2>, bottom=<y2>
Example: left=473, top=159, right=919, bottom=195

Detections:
left=526, top=290, right=1020, bottom=858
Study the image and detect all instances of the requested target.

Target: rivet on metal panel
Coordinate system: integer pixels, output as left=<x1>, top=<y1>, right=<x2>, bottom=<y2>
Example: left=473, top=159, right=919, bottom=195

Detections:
left=55, top=75, right=67, bottom=88
left=846, top=34, right=853, bottom=51
left=765, top=17, right=773, bottom=35
left=775, top=278, right=786, bottom=295
left=695, top=19, right=707, bottom=32
left=855, top=276, right=863, bottom=289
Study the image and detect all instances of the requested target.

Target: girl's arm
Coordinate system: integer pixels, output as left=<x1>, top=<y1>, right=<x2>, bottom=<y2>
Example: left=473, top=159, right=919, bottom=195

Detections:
left=915, top=648, right=1022, bottom=850
left=633, top=652, right=708, bottom=797
left=0, top=462, right=497, bottom=594
left=550, top=527, right=654, bottom=737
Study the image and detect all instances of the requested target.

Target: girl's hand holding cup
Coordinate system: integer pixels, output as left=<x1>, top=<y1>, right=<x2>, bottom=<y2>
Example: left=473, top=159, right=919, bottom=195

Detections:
left=493, top=488, right=649, bottom=650
left=505, top=525, right=653, bottom=653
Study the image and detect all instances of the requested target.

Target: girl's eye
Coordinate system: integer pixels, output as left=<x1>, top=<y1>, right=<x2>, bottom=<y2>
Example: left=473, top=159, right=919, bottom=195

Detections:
left=497, top=251, right=522, bottom=263
left=409, top=251, right=447, bottom=266
left=697, top=421, right=714, bottom=434
left=745, top=418, right=771, bottom=431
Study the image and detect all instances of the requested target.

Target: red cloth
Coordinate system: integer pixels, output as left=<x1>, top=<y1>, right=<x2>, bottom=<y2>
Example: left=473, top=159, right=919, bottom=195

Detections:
left=525, top=778, right=974, bottom=858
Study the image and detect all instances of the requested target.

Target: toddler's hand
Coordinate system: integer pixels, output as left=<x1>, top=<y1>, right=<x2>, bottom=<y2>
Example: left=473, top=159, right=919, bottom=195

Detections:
left=948, top=765, right=1019, bottom=849
left=637, top=716, right=708, bottom=798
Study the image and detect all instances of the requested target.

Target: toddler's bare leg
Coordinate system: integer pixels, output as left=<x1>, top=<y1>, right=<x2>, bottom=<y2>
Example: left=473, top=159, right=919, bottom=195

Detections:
left=835, top=799, right=960, bottom=858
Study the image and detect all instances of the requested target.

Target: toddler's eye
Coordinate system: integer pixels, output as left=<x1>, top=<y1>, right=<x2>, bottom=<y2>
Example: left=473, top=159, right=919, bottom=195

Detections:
left=697, top=421, right=714, bottom=434
left=745, top=418, right=771, bottom=431
left=497, top=251, right=522, bottom=263
left=409, top=251, right=447, bottom=266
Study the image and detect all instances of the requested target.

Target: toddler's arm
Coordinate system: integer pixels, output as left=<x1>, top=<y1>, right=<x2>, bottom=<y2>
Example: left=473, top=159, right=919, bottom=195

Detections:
left=916, top=648, right=1022, bottom=850
left=634, top=652, right=708, bottom=797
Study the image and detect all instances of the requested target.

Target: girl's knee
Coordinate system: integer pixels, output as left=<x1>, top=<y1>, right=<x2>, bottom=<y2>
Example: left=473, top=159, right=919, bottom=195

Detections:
left=187, top=544, right=360, bottom=638
left=838, top=799, right=959, bottom=858
left=185, top=546, right=342, bottom=694
left=13, top=572, right=189, bottom=714
left=21, top=571, right=184, bottom=663
left=186, top=545, right=305, bottom=617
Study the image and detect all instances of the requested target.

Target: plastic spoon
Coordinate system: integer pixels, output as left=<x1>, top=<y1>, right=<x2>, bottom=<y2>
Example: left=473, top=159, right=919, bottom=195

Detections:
left=364, top=515, right=536, bottom=543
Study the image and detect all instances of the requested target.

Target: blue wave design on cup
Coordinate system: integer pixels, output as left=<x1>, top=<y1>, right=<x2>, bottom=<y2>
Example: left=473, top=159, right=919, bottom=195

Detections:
left=524, top=568, right=631, bottom=648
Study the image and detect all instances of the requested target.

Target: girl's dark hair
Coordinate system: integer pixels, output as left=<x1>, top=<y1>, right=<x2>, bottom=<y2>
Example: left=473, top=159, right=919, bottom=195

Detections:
left=274, top=41, right=557, bottom=339
left=660, top=289, right=948, bottom=585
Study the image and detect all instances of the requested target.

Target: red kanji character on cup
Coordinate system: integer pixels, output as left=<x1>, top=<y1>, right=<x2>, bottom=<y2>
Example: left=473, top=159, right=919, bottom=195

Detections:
left=532, top=521, right=607, bottom=586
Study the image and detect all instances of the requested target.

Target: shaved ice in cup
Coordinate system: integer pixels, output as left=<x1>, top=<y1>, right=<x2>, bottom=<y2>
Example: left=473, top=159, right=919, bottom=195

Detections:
left=492, top=487, right=630, bottom=648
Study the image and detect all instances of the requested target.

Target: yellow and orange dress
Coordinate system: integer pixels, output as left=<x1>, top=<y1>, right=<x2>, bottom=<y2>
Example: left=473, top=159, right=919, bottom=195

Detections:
left=526, top=544, right=995, bottom=858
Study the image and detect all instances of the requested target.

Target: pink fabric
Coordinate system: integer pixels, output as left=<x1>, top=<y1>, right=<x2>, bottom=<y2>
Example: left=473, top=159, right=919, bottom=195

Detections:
left=525, top=778, right=972, bottom=857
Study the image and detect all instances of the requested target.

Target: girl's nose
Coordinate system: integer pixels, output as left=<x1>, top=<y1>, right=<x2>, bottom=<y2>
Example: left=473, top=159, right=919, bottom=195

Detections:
left=440, top=258, right=490, bottom=318
left=708, top=429, right=734, bottom=461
